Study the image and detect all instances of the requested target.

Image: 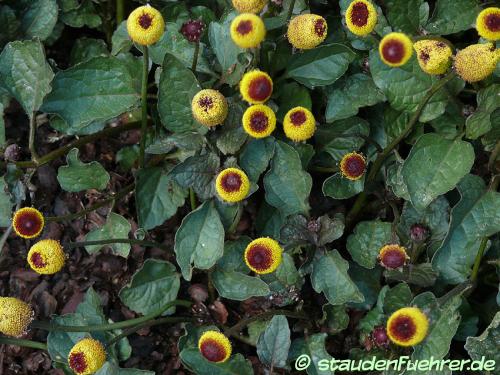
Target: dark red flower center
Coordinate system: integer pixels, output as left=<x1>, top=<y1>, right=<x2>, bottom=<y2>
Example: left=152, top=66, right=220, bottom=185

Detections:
left=485, top=13, right=500, bottom=32
left=200, top=339, right=226, bottom=362
left=221, top=172, right=242, bottom=193
left=382, top=39, right=406, bottom=63
left=372, top=326, right=389, bottom=347
left=410, top=223, right=429, bottom=242
left=198, top=97, right=214, bottom=112
left=69, top=352, right=88, bottom=373
left=30, top=252, right=46, bottom=269
left=180, top=19, right=205, bottom=42
left=350, top=2, right=369, bottom=27
left=419, top=50, right=430, bottom=64
left=343, top=154, right=366, bottom=178
left=389, top=315, right=417, bottom=342
left=236, top=20, right=253, bottom=35
left=138, top=13, right=153, bottom=29
left=248, top=76, right=272, bottom=101
left=246, top=245, right=273, bottom=272
left=249, top=112, right=269, bottom=133
left=290, top=110, right=307, bottom=126
left=15, top=211, right=42, bottom=237
left=381, top=247, right=406, bottom=269
left=314, top=19, right=327, bottom=37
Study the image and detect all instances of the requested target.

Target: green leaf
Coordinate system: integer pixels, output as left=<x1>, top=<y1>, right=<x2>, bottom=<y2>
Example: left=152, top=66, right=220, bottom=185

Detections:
left=288, top=333, right=334, bottom=375
left=275, top=253, right=300, bottom=286
left=215, top=100, right=247, bottom=155
left=322, top=305, right=349, bottom=334
left=212, top=269, right=270, bottom=301
left=60, top=0, right=101, bottom=28
left=111, top=21, right=132, bottom=56
left=263, top=141, right=312, bottom=216
left=322, top=173, right=365, bottom=200
left=385, top=0, right=424, bottom=33
left=135, top=167, right=186, bottom=231
left=21, top=0, right=58, bottom=41
left=181, top=349, right=254, bottom=375
left=346, top=221, right=393, bottom=269
left=146, top=132, right=206, bottom=155
left=84, top=213, right=132, bottom=258
left=256, top=315, right=291, bottom=369
left=216, top=238, right=251, bottom=273
left=465, top=311, right=500, bottom=369
left=41, top=56, right=138, bottom=131
left=432, top=174, right=500, bottom=284
left=425, top=0, right=479, bottom=35
left=402, top=134, right=474, bottom=211
left=119, top=259, right=180, bottom=316
left=174, top=201, right=224, bottom=280
left=466, top=84, right=500, bottom=139
left=325, top=73, right=385, bottom=122
left=311, top=250, right=364, bottom=305
left=0, top=40, right=53, bottom=116
left=385, top=263, right=439, bottom=287
left=276, top=82, right=312, bottom=120
left=239, top=137, right=275, bottom=182
left=0, top=176, right=13, bottom=227
left=285, top=44, right=356, bottom=88
left=158, top=53, right=203, bottom=133
left=57, top=148, right=110, bottom=192
left=0, top=6, right=20, bottom=48
left=383, top=283, right=413, bottom=315
left=70, top=37, right=108, bottom=65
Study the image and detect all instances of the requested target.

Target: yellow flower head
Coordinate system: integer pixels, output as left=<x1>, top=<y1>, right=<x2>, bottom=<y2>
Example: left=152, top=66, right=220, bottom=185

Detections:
left=242, top=104, right=276, bottom=138
left=340, top=152, right=366, bottom=180
left=345, top=0, right=378, bottom=36
left=287, top=14, right=328, bottom=50
left=379, top=32, right=413, bottom=67
left=240, top=70, right=273, bottom=104
left=386, top=307, right=429, bottom=347
left=378, top=244, right=409, bottom=269
left=454, top=43, right=499, bottom=83
left=230, top=13, right=266, bottom=48
left=215, top=168, right=250, bottom=203
left=413, top=40, right=453, bottom=75
left=12, top=207, right=44, bottom=239
left=68, top=338, right=106, bottom=375
left=476, top=7, right=500, bottom=41
left=126, top=5, right=165, bottom=46
left=198, top=330, right=232, bottom=363
left=283, top=106, right=316, bottom=142
left=232, top=0, right=268, bottom=14
left=244, top=237, right=283, bottom=274
left=191, top=89, right=228, bottom=127
left=27, top=239, right=66, bottom=275
left=0, top=297, right=34, bottom=337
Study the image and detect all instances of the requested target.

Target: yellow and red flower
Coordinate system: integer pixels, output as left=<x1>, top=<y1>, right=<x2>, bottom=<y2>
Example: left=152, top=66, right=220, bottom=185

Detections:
left=232, top=0, right=268, bottom=14
left=379, top=32, right=413, bottom=67
left=454, top=43, right=499, bottom=83
left=378, top=244, right=409, bottom=269
left=244, top=237, right=283, bottom=274
left=283, top=106, right=316, bottom=142
left=242, top=104, right=276, bottom=138
left=345, top=0, right=378, bottom=36
left=230, top=13, right=266, bottom=48
left=339, top=152, right=366, bottom=181
left=215, top=168, right=250, bottom=203
left=126, top=5, right=165, bottom=46
left=27, top=239, right=66, bottom=275
left=191, top=89, right=228, bottom=127
left=68, top=338, right=106, bottom=375
left=287, top=14, right=328, bottom=50
left=413, top=40, right=453, bottom=75
left=12, top=207, right=44, bottom=239
left=198, top=330, right=232, bottom=363
left=240, top=70, right=273, bottom=105
left=476, top=7, right=500, bottom=41
left=386, top=307, right=429, bottom=347
left=0, top=297, right=34, bottom=337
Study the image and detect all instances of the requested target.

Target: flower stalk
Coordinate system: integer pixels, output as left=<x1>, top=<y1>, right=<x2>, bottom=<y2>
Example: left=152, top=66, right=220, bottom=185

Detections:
left=139, top=47, right=149, bottom=168
left=0, top=336, right=47, bottom=350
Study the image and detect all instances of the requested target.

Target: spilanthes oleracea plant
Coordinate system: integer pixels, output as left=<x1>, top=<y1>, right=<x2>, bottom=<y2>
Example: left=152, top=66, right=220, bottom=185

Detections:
left=378, top=244, right=409, bottom=269
left=244, top=237, right=283, bottom=274
left=287, top=14, right=328, bottom=50
left=379, top=32, right=413, bottom=67
left=283, top=106, right=316, bottom=141
left=126, top=5, right=165, bottom=46
left=27, top=239, right=66, bottom=275
left=413, top=39, right=453, bottom=75
left=12, top=207, right=44, bottom=239
left=230, top=13, right=266, bottom=48
left=0, top=297, right=34, bottom=337
left=476, top=7, right=500, bottom=41
left=68, top=338, right=106, bottom=375
left=215, top=168, right=250, bottom=203
left=345, top=0, right=378, bottom=36
left=198, top=331, right=232, bottom=363
left=191, top=89, right=229, bottom=127
left=340, top=152, right=366, bottom=180
left=239, top=70, right=273, bottom=104
left=242, top=104, right=276, bottom=138
left=232, top=0, right=268, bottom=14
left=386, top=307, right=429, bottom=347
left=453, top=43, right=499, bottom=82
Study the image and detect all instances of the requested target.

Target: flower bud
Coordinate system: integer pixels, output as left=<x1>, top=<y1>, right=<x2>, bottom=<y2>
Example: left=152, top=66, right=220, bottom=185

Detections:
left=180, top=19, right=205, bottom=43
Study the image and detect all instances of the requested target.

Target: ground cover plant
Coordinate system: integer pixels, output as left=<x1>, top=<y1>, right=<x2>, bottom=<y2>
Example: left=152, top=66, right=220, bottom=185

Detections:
left=0, top=0, right=499, bottom=374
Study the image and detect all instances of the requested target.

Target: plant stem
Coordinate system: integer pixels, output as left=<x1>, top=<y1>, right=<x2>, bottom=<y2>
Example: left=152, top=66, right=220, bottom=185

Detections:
left=470, top=238, right=488, bottom=282
left=0, top=337, right=47, bottom=350
left=286, top=0, right=297, bottom=22
left=139, top=47, right=149, bottom=168
left=189, top=189, right=197, bottom=210
left=191, top=42, right=200, bottom=72
left=31, top=300, right=192, bottom=333
left=67, top=238, right=168, bottom=251
left=28, top=113, right=39, bottom=164
left=488, top=140, right=500, bottom=172
left=116, top=0, right=124, bottom=24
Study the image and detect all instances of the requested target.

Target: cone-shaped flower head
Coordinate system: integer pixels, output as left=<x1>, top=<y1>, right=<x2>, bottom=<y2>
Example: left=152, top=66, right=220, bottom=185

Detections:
left=180, top=19, right=205, bottom=43
left=345, top=0, right=378, bottom=36
left=379, top=32, right=413, bottom=67
left=283, top=106, right=316, bottom=142
left=0, top=297, right=34, bottom=337
left=230, top=13, right=266, bottom=48
left=454, top=43, right=499, bottom=83
left=378, top=244, right=409, bottom=269
left=242, top=104, right=276, bottom=138
left=340, top=152, right=366, bottom=180
left=413, top=39, right=453, bottom=75
left=68, top=338, right=106, bottom=375
left=198, top=330, right=232, bottom=363
left=240, top=70, right=273, bottom=104
left=232, top=0, right=268, bottom=14
left=127, top=5, right=165, bottom=45
left=287, top=14, right=328, bottom=50
left=244, top=237, right=283, bottom=274
left=215, top=168, right=250, bottom=203
left=191, top=89, right=228, bottom=127
left=12, top=207, right=44, bottom=239
left=28, top=239, right=66, bottom=275
left=476, top=7, right=500, bottom=41
left=386, top=307, right=429, bottom=347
